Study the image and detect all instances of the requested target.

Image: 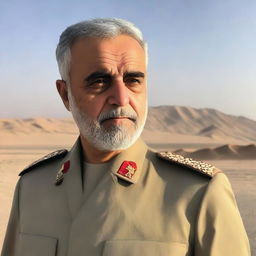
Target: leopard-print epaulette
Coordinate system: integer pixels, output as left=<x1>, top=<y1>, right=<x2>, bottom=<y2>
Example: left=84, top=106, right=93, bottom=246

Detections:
left=157, top=151, right=221, bottom=178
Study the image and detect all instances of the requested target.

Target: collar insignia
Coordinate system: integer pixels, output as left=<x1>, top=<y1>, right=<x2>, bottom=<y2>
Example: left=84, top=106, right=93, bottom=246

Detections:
left=55, top=160, right=70, bottom=185
left=117, top=161, right=137, bottom=180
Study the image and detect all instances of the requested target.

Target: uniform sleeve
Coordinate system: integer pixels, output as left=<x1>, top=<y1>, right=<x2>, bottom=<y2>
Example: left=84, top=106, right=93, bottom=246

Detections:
left=1, top=179, right=21, bottom=256
left=194, top=172, right=251, bottom=256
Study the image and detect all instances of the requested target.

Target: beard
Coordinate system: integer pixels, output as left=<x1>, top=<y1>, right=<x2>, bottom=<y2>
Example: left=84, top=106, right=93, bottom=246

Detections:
left=68, top=90, right=147, bottom=151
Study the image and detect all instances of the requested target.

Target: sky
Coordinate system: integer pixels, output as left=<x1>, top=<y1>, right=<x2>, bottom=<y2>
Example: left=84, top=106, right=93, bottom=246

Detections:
left=1, top=0, right=256, bottom=120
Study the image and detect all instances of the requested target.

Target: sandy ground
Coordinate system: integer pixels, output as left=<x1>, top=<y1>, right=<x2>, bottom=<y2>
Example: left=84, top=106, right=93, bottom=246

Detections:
left=0, top=146, right=255, bottom=254
left=209, top=160, right=256, bottom=254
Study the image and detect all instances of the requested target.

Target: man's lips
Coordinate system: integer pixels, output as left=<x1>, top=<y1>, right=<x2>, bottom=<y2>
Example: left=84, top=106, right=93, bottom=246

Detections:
left=101, top=116, right=135, bottom=123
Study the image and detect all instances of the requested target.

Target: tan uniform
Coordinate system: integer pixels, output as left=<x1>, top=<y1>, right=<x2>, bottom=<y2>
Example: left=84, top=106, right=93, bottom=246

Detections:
left=1, top=138, right=250, bottom=256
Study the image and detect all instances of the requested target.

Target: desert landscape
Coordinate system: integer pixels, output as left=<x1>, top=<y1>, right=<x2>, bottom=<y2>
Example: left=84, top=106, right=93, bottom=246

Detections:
left=1, top=105, right=256, bottom=254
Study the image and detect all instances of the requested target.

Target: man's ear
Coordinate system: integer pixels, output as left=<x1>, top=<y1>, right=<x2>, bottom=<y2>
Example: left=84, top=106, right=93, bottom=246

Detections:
left=56, top=80, right=71, bottom=111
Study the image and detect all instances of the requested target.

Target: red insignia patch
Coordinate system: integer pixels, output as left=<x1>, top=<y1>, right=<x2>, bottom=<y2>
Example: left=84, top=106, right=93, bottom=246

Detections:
left=62, top=160, right=70, bottom=173
left=117, top=161, right=137, bottom=179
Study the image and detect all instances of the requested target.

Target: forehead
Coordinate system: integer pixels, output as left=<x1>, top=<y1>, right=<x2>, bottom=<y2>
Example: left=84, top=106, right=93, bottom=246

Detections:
left=70, top=35, right=146, bottom=72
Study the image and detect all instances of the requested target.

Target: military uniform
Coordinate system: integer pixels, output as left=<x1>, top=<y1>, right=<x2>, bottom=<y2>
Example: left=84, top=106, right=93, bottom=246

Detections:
left=1, top=138, right=250, bottom=256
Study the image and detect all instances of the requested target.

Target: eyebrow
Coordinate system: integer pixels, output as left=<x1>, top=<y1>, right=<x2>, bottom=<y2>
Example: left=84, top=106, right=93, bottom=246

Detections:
left=123, top=71, right=145, bottom=78
left=84, top=70, right=145, bottom=82
left=85, top=71, right=111, bottom=82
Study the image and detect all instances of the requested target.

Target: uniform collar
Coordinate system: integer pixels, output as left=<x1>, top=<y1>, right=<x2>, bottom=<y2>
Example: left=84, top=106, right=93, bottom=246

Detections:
left=63, top=137, right=149, bottom=186
left=62, top=137, right=84, bottom=218
left=61, top=137, right=148, bottom=218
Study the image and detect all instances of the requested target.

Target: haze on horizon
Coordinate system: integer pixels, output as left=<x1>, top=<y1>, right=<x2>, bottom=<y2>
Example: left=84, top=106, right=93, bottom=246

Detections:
left=1, top=0, right=256, bottom=120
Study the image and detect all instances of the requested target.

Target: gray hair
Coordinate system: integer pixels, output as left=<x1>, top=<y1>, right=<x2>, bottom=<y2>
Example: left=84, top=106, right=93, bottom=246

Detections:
left=56, top=18, right=148, bottom=84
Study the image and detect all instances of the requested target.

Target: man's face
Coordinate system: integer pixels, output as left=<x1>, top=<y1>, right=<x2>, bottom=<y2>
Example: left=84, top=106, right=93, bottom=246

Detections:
left=65, top=35, right=147, bottom=151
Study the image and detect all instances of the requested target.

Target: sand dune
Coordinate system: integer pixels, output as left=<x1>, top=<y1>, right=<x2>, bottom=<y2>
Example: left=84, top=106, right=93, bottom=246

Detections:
left=145, top=106, right=256, bottom=143
left=1, top=106, right=256, bottom=149
left=1, top=105, right=256, bottom=159
left=173, top=144, right=256, bottom=160
left=0, top=117, right=78, bottom=134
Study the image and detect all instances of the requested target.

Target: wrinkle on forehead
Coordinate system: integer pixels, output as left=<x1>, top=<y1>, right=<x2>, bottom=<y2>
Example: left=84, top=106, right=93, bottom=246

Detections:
left=90, top=51, right=145, bottom=75
left=70, top=35, right=146, bottom=76
left=96, top=50, right=142, bottom=62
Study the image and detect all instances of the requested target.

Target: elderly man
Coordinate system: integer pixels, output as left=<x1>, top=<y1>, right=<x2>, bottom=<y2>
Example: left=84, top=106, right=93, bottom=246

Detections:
left=1, top=18, right=250, bottom=256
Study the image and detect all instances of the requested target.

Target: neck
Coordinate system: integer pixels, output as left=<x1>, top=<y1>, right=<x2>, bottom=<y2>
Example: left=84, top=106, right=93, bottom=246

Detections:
left=80, top=135, right=122, bottom=163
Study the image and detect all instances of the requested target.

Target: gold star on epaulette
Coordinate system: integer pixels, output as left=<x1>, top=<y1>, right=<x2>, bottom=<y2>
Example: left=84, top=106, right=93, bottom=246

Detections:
left=157, top=151, right=220, bottom=178
left=19, top=149, right=68, bottom=176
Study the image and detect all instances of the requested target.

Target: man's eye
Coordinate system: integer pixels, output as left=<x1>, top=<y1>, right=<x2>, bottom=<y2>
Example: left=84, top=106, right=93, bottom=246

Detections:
left=93, top=78, right=108, bottom=85
left=125, top=77, right=141, bottom=85
left=87, top=78, right=109, bottom=88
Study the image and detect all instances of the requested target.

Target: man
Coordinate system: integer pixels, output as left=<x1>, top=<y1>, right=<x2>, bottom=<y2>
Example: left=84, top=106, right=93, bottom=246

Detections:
left=1, top=18, right=250, bottom=256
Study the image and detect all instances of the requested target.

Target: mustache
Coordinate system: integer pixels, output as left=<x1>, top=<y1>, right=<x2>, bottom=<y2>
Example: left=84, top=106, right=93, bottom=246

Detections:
left=98, top=108, right=137, bottom=124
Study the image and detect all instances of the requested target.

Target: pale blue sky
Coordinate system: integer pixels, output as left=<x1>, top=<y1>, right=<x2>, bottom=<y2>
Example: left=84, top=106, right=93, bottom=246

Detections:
left=1, top=0, right=256, bottom=120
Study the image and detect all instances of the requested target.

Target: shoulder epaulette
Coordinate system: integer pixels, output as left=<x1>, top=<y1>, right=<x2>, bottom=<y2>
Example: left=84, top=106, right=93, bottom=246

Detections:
left=157, top=151, right=220, bottom=178
left=19, top=149, right=68, bottom=176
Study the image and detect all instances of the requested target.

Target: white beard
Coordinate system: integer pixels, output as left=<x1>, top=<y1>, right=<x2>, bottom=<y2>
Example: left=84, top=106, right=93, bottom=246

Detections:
left=68, top=90, right=147, bottom=151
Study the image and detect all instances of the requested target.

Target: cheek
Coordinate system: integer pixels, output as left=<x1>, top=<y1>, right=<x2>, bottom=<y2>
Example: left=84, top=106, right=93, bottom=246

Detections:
left=129, top=90, right=147, bottom=117
left=78, top=95, right=107, bottom=119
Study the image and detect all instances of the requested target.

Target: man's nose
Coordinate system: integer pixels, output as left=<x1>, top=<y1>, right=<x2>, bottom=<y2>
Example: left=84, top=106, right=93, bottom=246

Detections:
left=107, top=80, right=129, bottom=106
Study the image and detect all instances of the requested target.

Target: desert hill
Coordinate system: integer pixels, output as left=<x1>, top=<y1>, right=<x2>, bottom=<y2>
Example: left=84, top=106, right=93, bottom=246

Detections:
left=0, top=106, right=256, bottom=148
left=0, top=117, right=78, bottom=134
left=145, top=106, right=256, bottom=143
left=174, top=144, right=256, bottom=160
